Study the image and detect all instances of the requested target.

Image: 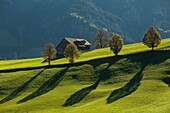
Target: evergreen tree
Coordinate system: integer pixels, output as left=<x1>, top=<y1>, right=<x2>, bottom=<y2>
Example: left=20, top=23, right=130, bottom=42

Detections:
left=143, top=26, right=161, bottom=51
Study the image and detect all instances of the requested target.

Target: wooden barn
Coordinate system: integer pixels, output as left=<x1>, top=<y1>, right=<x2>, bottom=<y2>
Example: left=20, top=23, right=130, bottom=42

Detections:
left=56, top=38, right=91, bottom=55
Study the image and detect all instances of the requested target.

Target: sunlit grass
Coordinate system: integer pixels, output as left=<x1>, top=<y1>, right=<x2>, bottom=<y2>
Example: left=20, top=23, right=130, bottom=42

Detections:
left=0, top=38, right=170, bottom=70
left=0, top=38, right=169, bottom=113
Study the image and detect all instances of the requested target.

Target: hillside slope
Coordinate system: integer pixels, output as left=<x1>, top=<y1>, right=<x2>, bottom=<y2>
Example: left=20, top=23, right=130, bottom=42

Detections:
left=0, top=39, right=170, bottom=113
left=0, top=38, right=170, bottom=70
left=0, top=0, right=170, bottom=59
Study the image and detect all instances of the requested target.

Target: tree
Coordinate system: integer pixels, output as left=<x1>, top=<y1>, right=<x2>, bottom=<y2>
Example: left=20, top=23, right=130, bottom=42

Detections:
left=94, top=28, right=110, bottom=49
left=64, top=44, right=80, bottom=64
left=143, top=26, right=161, bottom=51
left=42, top=43, right=56, bottom=66
left=109, top=34, right=123, bottom=56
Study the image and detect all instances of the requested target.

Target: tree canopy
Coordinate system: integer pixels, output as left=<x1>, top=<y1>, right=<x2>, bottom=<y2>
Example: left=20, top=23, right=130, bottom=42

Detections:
left=109, top=34, right=123, bottom=56
left=143, top=26, right=161, bottom=51
left=64, top=44, right=80, bottom=64
left=42, top=43, right=56, bottom=66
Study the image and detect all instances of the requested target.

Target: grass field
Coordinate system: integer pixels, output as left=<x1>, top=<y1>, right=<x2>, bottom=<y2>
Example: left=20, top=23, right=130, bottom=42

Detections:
left=0, top=38, right=170, bottom=70
left=0, top=38, right=170, bottom=113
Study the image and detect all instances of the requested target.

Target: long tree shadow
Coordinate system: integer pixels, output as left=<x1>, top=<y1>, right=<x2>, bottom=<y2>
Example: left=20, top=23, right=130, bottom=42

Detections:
left=63, top=78, right=101, bottom=106
left=87, top=56, right=122, bottom=69
left=17, top=67, right=68, bottom=104
left=63, top=57, right=118, bottom=107
left=0, top=69, right=45, bottom=104
left=162, top=70, right=170, bottom=87
left=0, top=50, right=169, bottom=73
left=107, top=66, right=145, bottom=103
left=163, top=77, right=170, bottom=87
left=126, top=50, right=170, bottom=66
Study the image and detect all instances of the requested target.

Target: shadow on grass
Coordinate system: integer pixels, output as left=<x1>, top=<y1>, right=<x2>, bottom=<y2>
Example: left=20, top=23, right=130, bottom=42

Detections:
left=164, top=70, right=170, bottom=75
left=126, top=50, right=170, bottom=66
left=63, top=56, right=117, bottom=107
left=0, top=69, right=45, bottom=104
left=107, top=66, right=145, bottom=103
left=17, top=67, right=68, bottom=104
left=87, top=56, right=122, bottom=69
left=162, top=77, right=170, bottom=87
left=162, top=70, right=170, bottom=86
left=0, top=50, right=169, bottom=73
left=63, top=78, right=101, bottom=106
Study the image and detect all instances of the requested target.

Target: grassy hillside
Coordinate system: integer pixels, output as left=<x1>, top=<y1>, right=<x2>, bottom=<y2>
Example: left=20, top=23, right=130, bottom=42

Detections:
left=0, top=39, right=170, bottom=113
left=0, top=38, right=170, bottom=70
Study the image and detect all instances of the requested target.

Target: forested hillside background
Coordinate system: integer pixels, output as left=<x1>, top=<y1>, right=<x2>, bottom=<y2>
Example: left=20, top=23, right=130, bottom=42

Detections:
left=0, top=0, right=170, bottom=59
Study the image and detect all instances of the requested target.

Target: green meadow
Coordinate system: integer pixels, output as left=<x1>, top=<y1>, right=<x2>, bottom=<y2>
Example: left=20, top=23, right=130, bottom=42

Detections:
left=0, top=38, right=170, bottom=113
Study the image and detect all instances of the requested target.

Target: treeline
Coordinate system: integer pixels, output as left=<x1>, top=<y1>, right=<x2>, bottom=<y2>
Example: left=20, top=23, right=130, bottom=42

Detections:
left=93, top=26, right=161, bottom=55
left=42, top=26, right=162, bottom=66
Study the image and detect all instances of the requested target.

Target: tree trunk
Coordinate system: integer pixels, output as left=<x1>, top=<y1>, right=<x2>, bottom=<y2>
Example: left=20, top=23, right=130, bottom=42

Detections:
left=152, top=38, right=155, bottom=51
left=151, top=44, right=154, bottom=51
left=100, top=37, right=103, bottom=48
left=48, top=57, right=51, bottom=66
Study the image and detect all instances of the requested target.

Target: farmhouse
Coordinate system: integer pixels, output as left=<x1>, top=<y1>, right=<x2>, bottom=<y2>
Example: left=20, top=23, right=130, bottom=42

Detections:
left=56, top=38, right=91, bottom=55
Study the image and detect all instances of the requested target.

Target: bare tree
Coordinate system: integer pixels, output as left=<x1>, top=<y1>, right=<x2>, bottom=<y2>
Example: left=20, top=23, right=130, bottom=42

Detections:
left=42, top=43, right=57, bottom=66
left=94, top=28, right=110, bottom=49
left=0, top=54, right=5, bottom=60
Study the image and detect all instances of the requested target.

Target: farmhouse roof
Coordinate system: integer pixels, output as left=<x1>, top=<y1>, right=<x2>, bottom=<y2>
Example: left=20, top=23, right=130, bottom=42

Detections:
left=65, top=38, right=91, bottom=46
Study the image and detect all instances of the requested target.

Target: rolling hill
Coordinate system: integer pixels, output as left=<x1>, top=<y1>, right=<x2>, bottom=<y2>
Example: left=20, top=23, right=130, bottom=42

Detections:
left=0, top=38, right=170, bottom=113
left=0, top=0, right=170, bottom=59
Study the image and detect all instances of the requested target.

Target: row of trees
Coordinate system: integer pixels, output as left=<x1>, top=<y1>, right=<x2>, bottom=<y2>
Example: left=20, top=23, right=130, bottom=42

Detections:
left=43, top=26, right=161, bottom=66
left=42, top=43, right=80, bottom=66
left=93, top=28, right=124, bottom=55
left=94, top=26, right=161, bottom=54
